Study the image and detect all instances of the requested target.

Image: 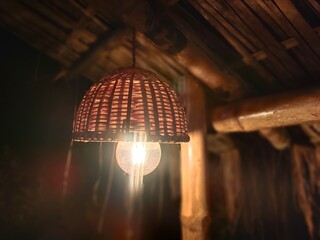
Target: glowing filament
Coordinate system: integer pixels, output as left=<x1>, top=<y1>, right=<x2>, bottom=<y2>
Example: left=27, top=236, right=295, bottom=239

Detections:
left=116, top=141, right=161, bottom=176
left=132, top=142, right=146, bottom=165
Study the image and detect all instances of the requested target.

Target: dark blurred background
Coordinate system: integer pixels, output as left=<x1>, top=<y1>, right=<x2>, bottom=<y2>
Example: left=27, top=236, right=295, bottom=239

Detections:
left=0, top=28, right=183, bottom=240
left=0, top=26, right=314, bottom=240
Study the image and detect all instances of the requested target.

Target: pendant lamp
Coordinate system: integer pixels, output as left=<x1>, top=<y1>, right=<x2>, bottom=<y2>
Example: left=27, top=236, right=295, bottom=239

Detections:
left=72, top=30, right=189, bottom=176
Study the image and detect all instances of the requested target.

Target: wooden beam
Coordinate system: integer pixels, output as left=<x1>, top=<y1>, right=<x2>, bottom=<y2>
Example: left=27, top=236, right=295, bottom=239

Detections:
left=175, top=41, right=245, bottom=101
left=126, top=1, right=246, bottom=100
left=90, top=0, right=246, bottom=101
left=252, top=37, right=299, bottom=61
left=211, top=88, right=320, bottom=132
left=254, top=0, right=320, bottom=74
left=190, top=1, right=277, bottom=85
left=180, top=76, right=209, bottom=240
left=54, top=26, right=128, bottom=81
left=274, top=0, right=320, bottom=57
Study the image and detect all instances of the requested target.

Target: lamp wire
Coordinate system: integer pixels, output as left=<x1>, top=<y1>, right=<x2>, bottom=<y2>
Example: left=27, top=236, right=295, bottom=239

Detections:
left=97, top=143, right=116, bottom=234
left=132, top=29, right=136, bottom=68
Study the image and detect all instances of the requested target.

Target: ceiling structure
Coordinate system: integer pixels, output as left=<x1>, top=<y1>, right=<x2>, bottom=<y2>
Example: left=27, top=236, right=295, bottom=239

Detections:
left=192, top=0, right=320, bottom=89
left=1, top=1, right=320, bottom=239
left=0, top=0, right=320, bottom=141
left=0, top=0, right=186, bottom=85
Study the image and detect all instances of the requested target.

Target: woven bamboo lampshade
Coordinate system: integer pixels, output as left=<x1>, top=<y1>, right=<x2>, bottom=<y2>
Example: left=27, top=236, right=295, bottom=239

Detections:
left=72, top=67, right=189, bottom=143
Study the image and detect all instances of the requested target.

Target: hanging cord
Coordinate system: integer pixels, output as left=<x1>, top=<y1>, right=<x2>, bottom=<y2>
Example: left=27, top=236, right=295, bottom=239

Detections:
left=93, top=142, right=103, bottom=204
left=62, top=139, right=74, bottom=198
left=158, top=158, right=164, bottom=223
left=132, top=29, right=136, bottom=68
left=97, top=143, right=116, bottom=234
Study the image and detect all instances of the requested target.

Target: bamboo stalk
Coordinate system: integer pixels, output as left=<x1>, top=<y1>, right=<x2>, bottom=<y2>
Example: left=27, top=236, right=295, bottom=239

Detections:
left=211, top=88, right=320, bottom=132
left=180, top=76, right=210, bottom=240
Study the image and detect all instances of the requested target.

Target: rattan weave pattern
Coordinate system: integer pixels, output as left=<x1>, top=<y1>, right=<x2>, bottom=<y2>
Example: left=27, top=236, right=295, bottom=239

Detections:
left=73, top=68, right=189, bottom=142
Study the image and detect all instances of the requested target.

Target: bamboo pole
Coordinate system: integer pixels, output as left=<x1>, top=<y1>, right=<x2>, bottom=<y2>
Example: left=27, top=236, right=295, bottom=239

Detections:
left=180, top=76, right=209, bottom=240
left=211, top=88, right=320, bottom=132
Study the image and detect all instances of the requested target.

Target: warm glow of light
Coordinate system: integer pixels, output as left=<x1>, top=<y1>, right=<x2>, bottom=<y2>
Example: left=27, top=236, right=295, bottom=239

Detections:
left=131, top=142, right=146, bottom=165
left=116, top=141, right=161, bottom=176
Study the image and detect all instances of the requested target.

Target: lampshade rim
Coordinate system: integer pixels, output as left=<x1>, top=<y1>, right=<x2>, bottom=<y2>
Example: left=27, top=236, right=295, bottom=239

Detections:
left=72, top=131, right=190, bottom=143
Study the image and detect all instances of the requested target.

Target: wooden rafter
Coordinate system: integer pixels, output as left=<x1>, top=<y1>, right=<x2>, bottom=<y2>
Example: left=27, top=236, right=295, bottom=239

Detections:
left=54, top=26, right=128, bottom=82
left=211, top=88, right=320, bottom=132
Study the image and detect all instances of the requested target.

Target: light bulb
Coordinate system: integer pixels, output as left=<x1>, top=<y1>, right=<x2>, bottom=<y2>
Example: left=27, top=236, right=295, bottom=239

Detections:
left=116, top=141, right=161, bottom=176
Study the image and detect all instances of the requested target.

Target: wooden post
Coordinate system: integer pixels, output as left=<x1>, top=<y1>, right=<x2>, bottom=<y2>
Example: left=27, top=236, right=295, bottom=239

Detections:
left=180, top=76, right=209, bottom=240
